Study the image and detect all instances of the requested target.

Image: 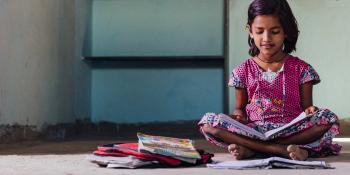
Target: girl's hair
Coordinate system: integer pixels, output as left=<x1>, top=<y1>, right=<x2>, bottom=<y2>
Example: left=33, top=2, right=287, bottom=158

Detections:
left=247, top=0, right=299, bottom=56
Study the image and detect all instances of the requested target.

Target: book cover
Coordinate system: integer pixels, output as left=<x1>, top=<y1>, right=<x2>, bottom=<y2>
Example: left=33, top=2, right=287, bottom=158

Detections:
left=137, top=132, right=201, bottom=160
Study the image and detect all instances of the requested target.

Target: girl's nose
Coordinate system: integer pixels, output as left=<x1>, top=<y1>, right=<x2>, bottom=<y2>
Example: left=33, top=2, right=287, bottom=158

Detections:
left=263, top=31, right=272, bottom=42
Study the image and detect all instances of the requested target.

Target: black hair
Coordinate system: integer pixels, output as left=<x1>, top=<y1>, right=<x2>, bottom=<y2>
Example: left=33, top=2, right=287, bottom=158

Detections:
left=247, top=0, right=299, bottom=56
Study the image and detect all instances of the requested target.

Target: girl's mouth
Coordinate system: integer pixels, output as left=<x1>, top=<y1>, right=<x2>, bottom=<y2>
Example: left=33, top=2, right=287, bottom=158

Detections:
left=261, top=44, right=274, bottom=49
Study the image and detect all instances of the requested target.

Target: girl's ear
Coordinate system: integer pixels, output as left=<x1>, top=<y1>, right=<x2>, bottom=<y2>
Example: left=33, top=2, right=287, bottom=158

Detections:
left=246, top=24, right=253, bottom=38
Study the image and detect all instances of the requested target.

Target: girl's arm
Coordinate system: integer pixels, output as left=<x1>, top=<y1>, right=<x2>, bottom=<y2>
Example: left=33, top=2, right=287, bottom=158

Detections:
left=300, top=82, right=318, bottom=114
left=231, top=88, right=249, bottom=123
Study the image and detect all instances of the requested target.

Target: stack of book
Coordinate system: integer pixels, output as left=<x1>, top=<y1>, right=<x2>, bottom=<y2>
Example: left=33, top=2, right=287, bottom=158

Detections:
left=87, top=133, right=213, bottom=168
left=137, top=132, right=202, bottom=164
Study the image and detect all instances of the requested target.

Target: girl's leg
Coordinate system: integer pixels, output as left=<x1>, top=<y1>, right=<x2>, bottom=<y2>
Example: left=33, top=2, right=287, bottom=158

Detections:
left=274, top=109, right=341, bottom=157
left=274, top=124, right=332, bottom=145
left=202, top=124, right=308, bottom=160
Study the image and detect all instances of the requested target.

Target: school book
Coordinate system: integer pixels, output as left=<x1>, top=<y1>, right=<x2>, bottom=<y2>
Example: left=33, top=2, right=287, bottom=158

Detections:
left=207, top=156, right=332, bottom=169
left=137, top=132, right=201, bottom=163
left=218, top=112, right=310, bottom=140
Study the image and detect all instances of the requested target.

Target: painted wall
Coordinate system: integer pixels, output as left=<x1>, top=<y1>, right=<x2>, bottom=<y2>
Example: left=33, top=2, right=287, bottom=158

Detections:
left=74, top=0, right=92, bottom=120
left=0, top=0, right=85, bottom=128
left=228, top=0, right=350, bottom=119
left=89, top=0, right=223, bottom=57
left=89, top=0, right=225, bottom=123
left=91, top=61, right=223, bottom=123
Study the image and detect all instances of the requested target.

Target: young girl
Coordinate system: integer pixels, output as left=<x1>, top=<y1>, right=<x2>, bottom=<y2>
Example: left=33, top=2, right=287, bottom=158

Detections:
left=199, top=0, right=341, bottom=161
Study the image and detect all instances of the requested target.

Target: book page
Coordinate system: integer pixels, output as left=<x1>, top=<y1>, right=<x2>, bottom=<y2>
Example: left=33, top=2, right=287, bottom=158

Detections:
left=218, top=114, right=265, bottom=139
left=268, top=157, right=327, bottom=167
left=264, top=112, right=308, bottom=139
left=207, top=159, right=268, bottom=169
left=207, top=156, right=329, bottom=169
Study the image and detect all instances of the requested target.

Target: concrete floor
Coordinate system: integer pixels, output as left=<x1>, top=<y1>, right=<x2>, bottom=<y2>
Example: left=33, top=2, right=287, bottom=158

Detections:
left=0, top=139, right=349, bottom=175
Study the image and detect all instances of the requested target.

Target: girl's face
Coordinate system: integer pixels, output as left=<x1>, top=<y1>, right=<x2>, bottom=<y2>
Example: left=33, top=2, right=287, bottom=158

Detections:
left=248, top=15, right=286, bottom=57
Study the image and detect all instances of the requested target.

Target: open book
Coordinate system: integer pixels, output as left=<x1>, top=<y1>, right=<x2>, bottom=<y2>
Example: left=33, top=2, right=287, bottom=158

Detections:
left=137, top=133, right=201, bottom=163
left=218, top=112, right=310, bottom=140
left=207, top=156, right=332, bottom=169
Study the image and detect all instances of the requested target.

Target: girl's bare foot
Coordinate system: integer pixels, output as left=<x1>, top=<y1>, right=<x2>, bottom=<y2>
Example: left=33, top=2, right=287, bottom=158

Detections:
left=287, top=145, right=308, bottom=160
left=228, top=144, right=255, bottom=160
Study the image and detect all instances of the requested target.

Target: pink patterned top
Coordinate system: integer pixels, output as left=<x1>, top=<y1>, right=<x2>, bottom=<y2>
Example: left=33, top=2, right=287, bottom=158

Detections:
left=228, top=55, right=320, bottom=124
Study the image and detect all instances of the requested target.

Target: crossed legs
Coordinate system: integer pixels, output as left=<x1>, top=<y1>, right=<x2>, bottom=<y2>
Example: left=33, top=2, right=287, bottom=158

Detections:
left=201, top=124, right=331, bottom=160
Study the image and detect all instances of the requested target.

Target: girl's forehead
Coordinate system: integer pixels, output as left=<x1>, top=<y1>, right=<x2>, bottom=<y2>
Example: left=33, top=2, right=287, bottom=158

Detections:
left=252, top=15, right=282, bottom=28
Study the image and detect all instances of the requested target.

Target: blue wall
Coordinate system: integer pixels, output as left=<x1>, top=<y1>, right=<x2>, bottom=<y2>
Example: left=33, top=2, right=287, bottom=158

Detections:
left=91, top=61, right=224, bottom=123
left=89, top=0, right=224, bottom=56
left=88, top=0, right=225, bottom=123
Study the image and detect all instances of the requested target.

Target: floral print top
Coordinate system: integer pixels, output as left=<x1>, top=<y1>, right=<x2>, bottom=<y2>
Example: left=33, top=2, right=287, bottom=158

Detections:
left=228, top=55, right=320, bottom=124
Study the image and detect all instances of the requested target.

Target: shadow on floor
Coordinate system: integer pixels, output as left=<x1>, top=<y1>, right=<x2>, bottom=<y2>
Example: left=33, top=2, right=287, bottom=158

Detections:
left=0, top=136, right=349, bottom=164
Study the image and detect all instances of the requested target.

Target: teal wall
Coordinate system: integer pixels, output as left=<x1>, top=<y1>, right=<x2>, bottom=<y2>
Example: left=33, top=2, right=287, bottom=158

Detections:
left=89, top=0, right=225, bottom=123
left=91, top=61, right=223, bottom=123
left=228, top=0, right=350, bottom=119
left=75, top=0, right=92, bottom=120
left=89, top=0, right=223, bottom=56
left=227, top=0, right=251, bottom=114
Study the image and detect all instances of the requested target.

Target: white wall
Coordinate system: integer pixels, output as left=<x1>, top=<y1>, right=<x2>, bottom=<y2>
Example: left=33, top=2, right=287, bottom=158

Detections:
left=0, top=0, right=86, bottom=128
left=229, top=0, right=350, bottom=118
left=290, top=0, right=350, bottom=119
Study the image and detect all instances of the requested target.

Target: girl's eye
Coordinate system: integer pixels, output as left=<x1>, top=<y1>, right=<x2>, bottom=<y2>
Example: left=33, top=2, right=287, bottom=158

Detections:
left=272, top=30, right=280, bottom=34
left=256, top=31, right=263, bottom=34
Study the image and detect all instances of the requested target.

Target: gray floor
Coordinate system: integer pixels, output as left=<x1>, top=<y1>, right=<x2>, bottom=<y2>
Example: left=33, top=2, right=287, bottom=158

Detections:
left=0, top=140, right=349, bottom=175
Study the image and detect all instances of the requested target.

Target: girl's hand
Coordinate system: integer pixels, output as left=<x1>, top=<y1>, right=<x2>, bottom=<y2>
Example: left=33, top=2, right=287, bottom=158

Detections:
left=304, top=105, right=318, bottom=115
left=229, top=114, right=248, bottom=124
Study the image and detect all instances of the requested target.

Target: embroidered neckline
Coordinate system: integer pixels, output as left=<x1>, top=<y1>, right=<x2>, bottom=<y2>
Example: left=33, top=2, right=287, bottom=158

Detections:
left=250, top=55, right=290, bottom=74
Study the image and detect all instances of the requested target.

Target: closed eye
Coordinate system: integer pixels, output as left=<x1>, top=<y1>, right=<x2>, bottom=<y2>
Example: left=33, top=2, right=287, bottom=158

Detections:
left=255, top=30, right=264, bottom=35
left=271, top=30, right=280, bottom=34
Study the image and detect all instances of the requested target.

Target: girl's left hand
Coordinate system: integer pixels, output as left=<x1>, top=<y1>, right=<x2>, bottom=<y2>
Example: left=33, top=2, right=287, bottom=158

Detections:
left=304, top=105, right=318, bottom=115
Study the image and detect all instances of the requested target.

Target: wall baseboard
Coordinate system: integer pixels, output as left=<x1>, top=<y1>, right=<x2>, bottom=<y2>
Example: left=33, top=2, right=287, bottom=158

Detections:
left=1, top=119, right=349, bottom=143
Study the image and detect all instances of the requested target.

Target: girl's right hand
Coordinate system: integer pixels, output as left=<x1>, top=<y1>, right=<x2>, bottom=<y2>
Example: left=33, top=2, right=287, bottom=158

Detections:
left=304, top=105, right=318, bottom=115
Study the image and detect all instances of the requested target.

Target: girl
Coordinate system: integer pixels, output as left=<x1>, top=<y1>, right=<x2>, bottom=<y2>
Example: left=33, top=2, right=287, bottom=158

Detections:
left=199, top=0, right=341, bottom=161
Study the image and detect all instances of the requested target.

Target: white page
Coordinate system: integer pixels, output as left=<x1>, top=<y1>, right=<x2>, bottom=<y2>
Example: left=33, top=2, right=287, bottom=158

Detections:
left=207, top=159, right=268, bottom=169
left=207, top=156, right=328, bottom=169
left=268, top=157, right=327, bottom=166
left=219, top=114, right=265, bottom=139
left=218, top=112, right=310, bottom=140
